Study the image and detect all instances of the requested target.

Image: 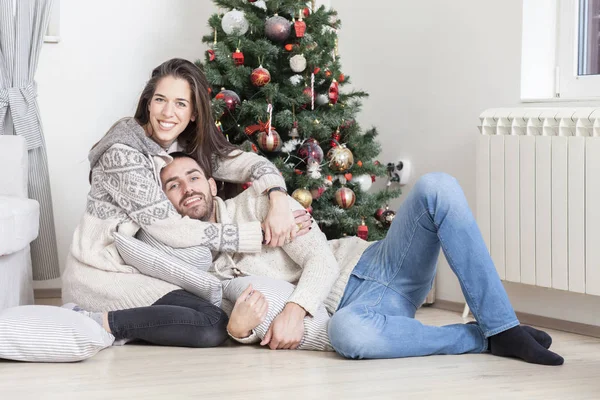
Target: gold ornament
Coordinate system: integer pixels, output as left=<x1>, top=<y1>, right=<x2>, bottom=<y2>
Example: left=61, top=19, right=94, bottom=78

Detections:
left=292, top=188, right=313, bottom=208
left=335, top=186, right=356, bottom=209
left=328, top=144, right=354, bottom=172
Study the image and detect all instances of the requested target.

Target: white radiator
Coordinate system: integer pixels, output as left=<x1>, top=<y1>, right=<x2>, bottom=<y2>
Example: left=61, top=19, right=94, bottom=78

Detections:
left=477, top=107, right=600, bottom=295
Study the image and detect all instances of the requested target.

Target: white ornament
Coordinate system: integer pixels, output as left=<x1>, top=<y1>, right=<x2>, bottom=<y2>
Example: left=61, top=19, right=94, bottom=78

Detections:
left=221, top=9, right=249, bottom=35
left=289, top=74, right=303, bottom=86
left=290, top=54, right=307, bottom=73
left=352, top=174, right=373, bottom=192
left=307, top=159, right=322, bottom=179
left=252, top=0, right=267, bottom=10
left=315, top=94, right=329, bottom=106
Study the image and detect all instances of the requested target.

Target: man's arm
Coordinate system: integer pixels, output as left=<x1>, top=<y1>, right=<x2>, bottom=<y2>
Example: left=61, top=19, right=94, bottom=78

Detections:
left=260, top=199, right=340, bottom=350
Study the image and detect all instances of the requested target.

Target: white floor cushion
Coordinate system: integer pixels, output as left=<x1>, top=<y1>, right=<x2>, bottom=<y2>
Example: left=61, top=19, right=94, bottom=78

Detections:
left=0, top=195, right=39, bottom=256
left=0, top=305, right=115, bottom=362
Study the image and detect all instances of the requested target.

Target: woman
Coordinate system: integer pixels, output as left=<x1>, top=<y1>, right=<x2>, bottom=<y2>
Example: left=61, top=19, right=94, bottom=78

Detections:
left=62, top=58, right=308, bottom=347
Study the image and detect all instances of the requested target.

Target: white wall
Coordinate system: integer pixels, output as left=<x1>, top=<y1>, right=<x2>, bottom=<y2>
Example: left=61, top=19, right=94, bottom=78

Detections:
left=35, top=0, right=217, bottom=289
left=332, top=0, right=600, bottom=326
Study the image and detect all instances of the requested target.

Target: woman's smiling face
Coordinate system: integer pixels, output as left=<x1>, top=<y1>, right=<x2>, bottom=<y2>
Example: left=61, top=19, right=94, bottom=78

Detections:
left=147, top=75, right=196, bottom=149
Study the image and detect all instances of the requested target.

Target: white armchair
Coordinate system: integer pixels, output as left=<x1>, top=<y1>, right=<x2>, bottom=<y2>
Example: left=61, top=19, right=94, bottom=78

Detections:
left=0, top=135, right=39, bottom=310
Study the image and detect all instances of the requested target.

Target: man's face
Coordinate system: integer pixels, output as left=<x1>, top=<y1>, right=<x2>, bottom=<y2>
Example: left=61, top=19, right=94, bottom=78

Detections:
left=160, top=157, right=217, bottom=221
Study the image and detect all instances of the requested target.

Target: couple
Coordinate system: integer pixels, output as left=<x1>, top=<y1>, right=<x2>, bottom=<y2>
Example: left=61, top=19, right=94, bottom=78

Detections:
left=62, top=58, right=563, bottom=365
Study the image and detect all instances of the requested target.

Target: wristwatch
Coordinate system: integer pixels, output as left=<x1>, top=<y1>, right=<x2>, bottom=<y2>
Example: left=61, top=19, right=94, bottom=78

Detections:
left=267, top=186, right=287, bottom=199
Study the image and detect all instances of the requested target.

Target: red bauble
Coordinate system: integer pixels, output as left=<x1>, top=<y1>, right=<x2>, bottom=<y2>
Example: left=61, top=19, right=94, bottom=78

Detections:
left=335, top=187, right=356, bottom=209
left=339, top=73, right=345, bottom=82
left=357, top=219, right=368, bottom=241
left=310, top=187, right=325, bottom=199
left=371, top=175, right=376, bottom=183
left=232, top=49, right=244, bottom=66
left=248, top=0, right=257, bottom=2
left=257, top=130, right=282, bottom=152
left=215, top=89, right=240, bottom=113
left=285, top=43, right=294, bottom=51
left=298, top=140, right=324, bottom=164
left=313, top=67, right=321, bottom=75
left=375, top=207, right=385, bottom=221
left=331, top=129, right=341, bottom=142
left=250, top=65, right=271, bottom=87
left=303, top=7, right=310, bottom=17
left=207, top=49, right=215, bottom=62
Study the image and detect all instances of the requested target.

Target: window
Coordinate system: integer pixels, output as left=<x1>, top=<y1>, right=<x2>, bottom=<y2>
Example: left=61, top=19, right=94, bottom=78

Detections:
left=521, top=0, right=600, bottom=100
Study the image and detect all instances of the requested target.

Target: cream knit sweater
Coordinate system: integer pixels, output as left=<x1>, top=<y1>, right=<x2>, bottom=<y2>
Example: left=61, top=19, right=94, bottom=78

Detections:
left=212, top=190, right=372, bottom=316
left=62, top=118, right=287, bottom=312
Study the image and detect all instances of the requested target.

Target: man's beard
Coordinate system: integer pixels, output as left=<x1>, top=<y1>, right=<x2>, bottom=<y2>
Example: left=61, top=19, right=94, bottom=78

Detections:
left=179, top=191, right=214, bottom=221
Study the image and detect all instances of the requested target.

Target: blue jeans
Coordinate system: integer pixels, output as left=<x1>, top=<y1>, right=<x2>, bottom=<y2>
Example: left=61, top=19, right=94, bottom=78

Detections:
left=328, top=173, right=519, bottom=359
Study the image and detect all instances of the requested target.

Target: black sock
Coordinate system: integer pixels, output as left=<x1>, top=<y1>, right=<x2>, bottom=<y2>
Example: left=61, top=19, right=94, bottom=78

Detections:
left=489, top=326, right=564, bottom=366
left=520, top=325, right=552, bottom=349
left=467, top=322, right=552, bottom=349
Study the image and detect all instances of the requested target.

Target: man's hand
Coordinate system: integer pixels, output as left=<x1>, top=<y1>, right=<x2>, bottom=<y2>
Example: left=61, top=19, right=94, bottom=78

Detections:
left=227, top=285, right=268, bottom=338
left=260, top=302, right=306, bottom=350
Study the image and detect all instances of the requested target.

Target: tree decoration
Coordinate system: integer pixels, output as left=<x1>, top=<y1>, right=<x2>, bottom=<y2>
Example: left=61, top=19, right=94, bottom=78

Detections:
left=215, top=88, right=240, bottom=113
left=380, top=206, right=396, bottom=228
left=292, top=188, right=313, bottom=208
left=357, top=218, right=368, bottom=240
left=328, top=144, right=354, bottom=172
left=232, top=48, right=245, bottom=66
left=290, top=74, right=303, bottom=86
left=329, top=79, right=339, bottom=104
left=352, top=174, right=373, bottom=192
left=257, top=129, right=282, bottom=152
left=221, top=9, right=249, bottom=35
left=250, top=65, right=271, bottom=86
left=335, top=186, right=356, bottom=209
left=289, top=121, right=300, bottom=139
left=298, top=139, right=324, bottom=163
left=294, top=12, right=307, bottom=37
left=290, top=54, right=307, bottom=72
left=265, top=15, right=292, bottom=42
left=207, top=49, right=216, bottom=62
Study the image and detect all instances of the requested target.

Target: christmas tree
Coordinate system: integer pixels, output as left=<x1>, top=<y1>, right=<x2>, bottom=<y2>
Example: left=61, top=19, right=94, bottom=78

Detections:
left=198, top=0, right=401, bottom=241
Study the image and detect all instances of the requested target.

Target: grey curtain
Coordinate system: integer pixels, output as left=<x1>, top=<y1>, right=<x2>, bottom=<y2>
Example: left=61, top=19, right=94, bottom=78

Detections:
left=0, top=0, right=59, bottom=280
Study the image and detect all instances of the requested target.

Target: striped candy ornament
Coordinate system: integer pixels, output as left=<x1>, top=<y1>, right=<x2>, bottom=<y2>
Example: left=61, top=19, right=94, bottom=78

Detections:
left=335, top=186, right=356, bottom=209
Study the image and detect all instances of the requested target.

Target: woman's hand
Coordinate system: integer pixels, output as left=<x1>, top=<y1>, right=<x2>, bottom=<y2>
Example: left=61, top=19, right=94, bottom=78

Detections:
left=292, top=209, right=312, bottom=237
left=227, top=285, right=269, bottom=338
left=263, top=191, right=296, bottom=247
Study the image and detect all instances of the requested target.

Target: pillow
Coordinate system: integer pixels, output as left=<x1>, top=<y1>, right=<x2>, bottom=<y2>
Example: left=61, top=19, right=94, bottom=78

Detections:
left=0, top=305, right=114, bottom=362
left=223, top=275, right=333, bottom=351
left=136, top=229, right=212, bottom=271
left=114, top=232, right=222, bottom=307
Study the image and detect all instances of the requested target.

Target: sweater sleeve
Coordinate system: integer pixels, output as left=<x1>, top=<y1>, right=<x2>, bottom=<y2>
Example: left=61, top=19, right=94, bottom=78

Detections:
left=212, top=150, right=286, bottom=195
left=96, top=144, right=262, bottom=253
left=278, top=201, right=340, bottom=317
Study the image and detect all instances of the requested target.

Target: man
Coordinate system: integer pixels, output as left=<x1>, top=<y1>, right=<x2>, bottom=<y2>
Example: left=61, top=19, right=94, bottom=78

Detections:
left=161, top=152, right=564, bottom=365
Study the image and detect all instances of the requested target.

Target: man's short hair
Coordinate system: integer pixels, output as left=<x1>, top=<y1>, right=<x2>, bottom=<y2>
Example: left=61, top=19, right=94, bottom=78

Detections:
left=168, top=152, right=210, bottom=178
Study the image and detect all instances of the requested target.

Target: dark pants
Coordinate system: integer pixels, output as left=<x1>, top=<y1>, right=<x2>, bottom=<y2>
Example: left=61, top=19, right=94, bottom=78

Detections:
left=107, top=290, right=228, bottom=348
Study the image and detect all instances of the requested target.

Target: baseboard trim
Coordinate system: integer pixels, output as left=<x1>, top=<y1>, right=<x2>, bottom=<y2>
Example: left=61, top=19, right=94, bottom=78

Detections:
left=432, top=300, right=600, bottom=339
left=34, top=288, right=62, bottom=299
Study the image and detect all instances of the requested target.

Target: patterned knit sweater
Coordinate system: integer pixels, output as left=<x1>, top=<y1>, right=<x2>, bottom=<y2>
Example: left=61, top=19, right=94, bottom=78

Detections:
left=62, top=118, right=287, bottom=312
left=212, top=190, right=372, bottom=316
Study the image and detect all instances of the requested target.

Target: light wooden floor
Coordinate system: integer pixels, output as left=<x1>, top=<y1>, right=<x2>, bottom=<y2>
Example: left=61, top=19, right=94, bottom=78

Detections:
left=1, top=307, right=599, bottom=400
